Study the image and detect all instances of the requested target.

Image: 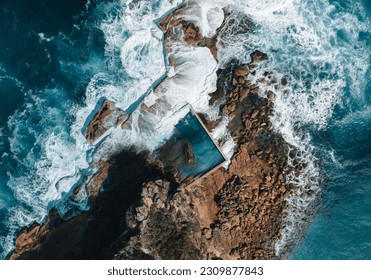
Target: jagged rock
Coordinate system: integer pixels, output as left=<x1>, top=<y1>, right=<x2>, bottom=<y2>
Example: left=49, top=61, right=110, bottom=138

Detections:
left=10, top=151, right=172, bottom=260
left=239, top=87, right=250, bottom=101
left=281, top=77, right=288, bottom=86
left=183, top=23, right=203, bottom=46
left=158, top=5, right=225, bottom=60
left=183, top=140, right=195, bottom=166
left=250, top=50, right=268, bottom=64
left=84, top=100, right=128, bottom=143
left=180, top=55, right=293, bottom=259
left=250, top=85, right=260, bottom=94
left=235, top=65, right=249, bottom=77
left=113, top=178, right=204, bottom=260
left=156, top=139, right=196, bottom=173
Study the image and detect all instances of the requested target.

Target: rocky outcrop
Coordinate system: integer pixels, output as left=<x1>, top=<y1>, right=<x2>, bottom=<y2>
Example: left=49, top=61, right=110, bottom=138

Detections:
left=10, top=150, right=176, bottom=260
left=111, top=179, right=203, bottom=259
left=157, top=139, right=195, bottom=173
left=250, top=50, right=269, bottom=64
left=70, top=161, right=110, bottom=203
left=10, top=56, right=292, bottom=259
left=84, top=100, right=128, bottom=143
left=158, top=5, right=224, bottom=60
left=181, top=51, right=292, bottom=259
left=10, top=4, right=296, bottom=260
left=104, top=54, right=291, bottom=260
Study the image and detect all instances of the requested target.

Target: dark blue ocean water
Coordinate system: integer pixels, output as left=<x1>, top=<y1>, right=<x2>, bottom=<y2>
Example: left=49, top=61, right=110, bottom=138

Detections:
left=0, top=0, right=370, bottom=259
left=0, top=0, right=108, bottom=257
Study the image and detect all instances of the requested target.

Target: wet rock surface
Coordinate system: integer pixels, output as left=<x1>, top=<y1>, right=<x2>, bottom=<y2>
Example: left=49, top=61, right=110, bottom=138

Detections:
left=111, top=179, right=203, bottom=260
left=158, top=4, right=225, bottom=60
left=107, top=55, right=292, bottom=260
left=84, top=100, right=128, bottom=143
left=157, top=139, right=195, bottom=174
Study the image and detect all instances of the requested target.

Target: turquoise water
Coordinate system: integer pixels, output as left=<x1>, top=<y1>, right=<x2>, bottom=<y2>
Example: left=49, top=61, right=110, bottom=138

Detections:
left=292, top=87, right=371, bottom=259
left=175, top=111, right=225, bottom=179
left=290, top=0, right=371, bottom=259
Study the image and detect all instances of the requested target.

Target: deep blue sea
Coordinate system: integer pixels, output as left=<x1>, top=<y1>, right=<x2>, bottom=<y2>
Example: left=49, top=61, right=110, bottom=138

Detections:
left=0, top=0, right=370, bottom=259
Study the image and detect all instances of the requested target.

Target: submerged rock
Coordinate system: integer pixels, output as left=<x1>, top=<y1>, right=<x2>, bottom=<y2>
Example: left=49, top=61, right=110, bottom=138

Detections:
left=157, top=139, right=195, bottom=171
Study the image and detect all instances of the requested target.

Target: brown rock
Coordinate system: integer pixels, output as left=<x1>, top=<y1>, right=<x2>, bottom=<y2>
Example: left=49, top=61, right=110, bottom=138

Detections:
left=239, top=87, right=250, bottom=101
left=183, top=140, right=195, bottom=166
left=84, top=100, right=128, bottom=143
left=250, top=85, right=260, bottom=94
left=184, top=23, right=203, bottom=46
left=250, top=50, right=268, bottom=64
left=235, top=65, right=249, bottom=77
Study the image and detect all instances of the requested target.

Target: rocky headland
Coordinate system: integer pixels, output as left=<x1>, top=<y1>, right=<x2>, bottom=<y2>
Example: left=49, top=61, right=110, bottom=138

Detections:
left=9, top=4, right=297, bottom=260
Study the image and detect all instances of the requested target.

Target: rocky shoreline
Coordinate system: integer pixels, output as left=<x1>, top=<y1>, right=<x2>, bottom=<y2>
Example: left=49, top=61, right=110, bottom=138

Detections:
left=110, top=58, right=293, bottom=260
left=9, top=151, right=176, bottom=259
left=9, top=4, right=297, bottom=260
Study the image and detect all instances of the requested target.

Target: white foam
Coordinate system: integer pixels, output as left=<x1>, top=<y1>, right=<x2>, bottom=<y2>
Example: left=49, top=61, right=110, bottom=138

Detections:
left=1, top=0, right=194, bottom=258
left=37, top=33, right=53, bottom=42
left=127, top=44, right=220, bottom=151
left=329, top=150, right=343, bottom=169
left=0, top=191, right=8, bottom=210
left=143, top=92, right=158, bottom=107
left=69, top=0, right=370, bottom=259
left=101, top=0, right=182, bottom=69
left=0, top=74, right=24, bottom=90
left=1, top=205, right=42, bottom=257
left=2, top=88, right=92, bottom=258
left=120, top=28, right=165, bottom=80
left=179, top=0, right=226, bottom=38
left=90, top=40, right=223, bottom=155
left=167, top=0, right=369, bottom=257
left=0, top=1, right=240, bottom=259
left=164, top=44, right=219, bottom=112
left=81, top=0, right=241, bottom=165
left=209, top=116, right=234, bottom=166
left=8, top=105, right=87, bottom=205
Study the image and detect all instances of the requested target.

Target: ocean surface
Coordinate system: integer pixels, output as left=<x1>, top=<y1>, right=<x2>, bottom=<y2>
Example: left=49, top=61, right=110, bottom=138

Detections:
left=0, top=0, right=370, bottom=259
